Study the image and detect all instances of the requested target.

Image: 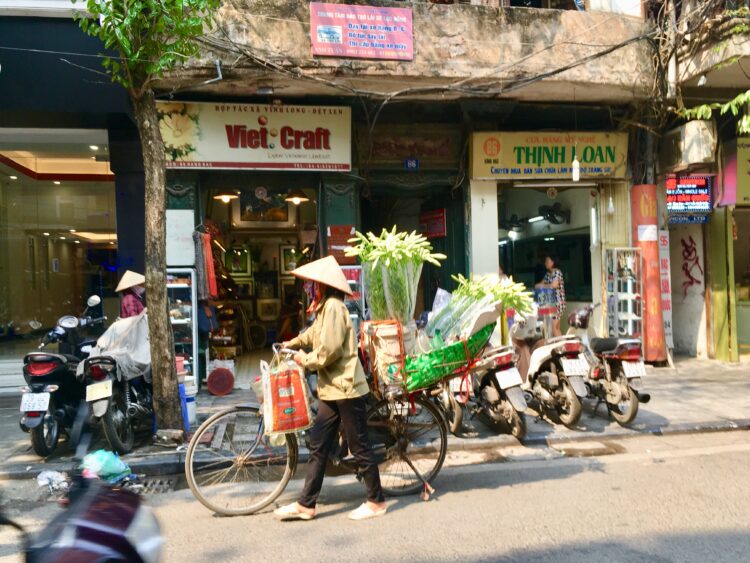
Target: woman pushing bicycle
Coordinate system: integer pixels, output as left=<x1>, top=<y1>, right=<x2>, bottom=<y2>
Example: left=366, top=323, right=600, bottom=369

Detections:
left=274, top=255, right=387, bottom=522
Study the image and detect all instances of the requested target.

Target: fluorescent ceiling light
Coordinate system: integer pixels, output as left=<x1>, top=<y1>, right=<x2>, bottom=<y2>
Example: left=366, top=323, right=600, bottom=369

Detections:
left=528, top=216, right=545, bottom=223
left=544, top=237, right=555, bottom=241
left=9, top=175, right=17, bottom=180
left=499, top=240, right=508, bottom=246
left=508, top=230, right=519, bottom=241
left=89, top=145, right=99, bottom=151
left=74, top=231, right=117, bottom=242
left=53, top=181, right=61, bottom=185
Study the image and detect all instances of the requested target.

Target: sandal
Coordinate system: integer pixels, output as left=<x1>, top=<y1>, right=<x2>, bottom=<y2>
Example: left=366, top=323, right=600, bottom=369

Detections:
left=274, top=503, right=315, bottom=521
left=348, top=503, right=387, bottom=521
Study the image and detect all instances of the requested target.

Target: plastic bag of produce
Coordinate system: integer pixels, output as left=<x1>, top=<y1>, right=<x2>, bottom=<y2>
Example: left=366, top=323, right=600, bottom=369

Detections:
left=431, top=288, right=452, bottom=319
left=263, top=360, right=313, bottom=436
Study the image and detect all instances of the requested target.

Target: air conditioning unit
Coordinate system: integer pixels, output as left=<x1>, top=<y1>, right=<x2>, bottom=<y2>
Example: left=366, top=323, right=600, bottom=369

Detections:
left=658, top=120, right=717, bottom=173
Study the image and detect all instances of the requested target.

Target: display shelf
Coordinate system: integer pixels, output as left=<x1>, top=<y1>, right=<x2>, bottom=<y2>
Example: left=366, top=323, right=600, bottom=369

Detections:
left=605, top=248, right=643, bottom=339
left=167, top=268, right=199, bottom=383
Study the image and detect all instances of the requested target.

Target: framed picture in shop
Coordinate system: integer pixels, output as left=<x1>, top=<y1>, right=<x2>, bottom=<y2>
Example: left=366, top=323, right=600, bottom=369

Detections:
left=279, top=245, right=298, bottom=274
left=225, top=248, right=252, bottom=276
left=231, top=187, right=296, bottom=229
left=235, top=279, right=254, bottom=299
left=280, top=277, right=297, bottom=304
left=257, top=298, right=281, bottom=321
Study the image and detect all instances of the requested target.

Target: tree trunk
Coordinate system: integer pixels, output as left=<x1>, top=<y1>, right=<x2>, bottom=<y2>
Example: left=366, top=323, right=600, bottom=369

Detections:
left=131, top=89, right=183, bottom=436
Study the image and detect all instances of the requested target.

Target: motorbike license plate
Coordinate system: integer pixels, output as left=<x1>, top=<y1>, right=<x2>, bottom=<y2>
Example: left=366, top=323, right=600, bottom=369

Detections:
left=86, top=380, right=113, bottom=402
left=20, top=392, right=50, bottom=413
left=495, top=367, right=523, bottom=389
left=623, top=360, right=647, bottom=378
left=560, top=357, right=589, bottom=376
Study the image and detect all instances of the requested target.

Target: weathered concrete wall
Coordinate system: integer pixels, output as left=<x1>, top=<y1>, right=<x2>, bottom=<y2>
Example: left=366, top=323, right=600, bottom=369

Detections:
left=171, top=1, right=655, bottom=103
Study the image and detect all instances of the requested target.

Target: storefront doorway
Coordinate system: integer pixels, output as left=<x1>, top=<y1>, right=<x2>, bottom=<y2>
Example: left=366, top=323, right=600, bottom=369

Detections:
left=0, top=130, right=117, bottom=379
left=733, top=208, right=750, bottom=354
left=498, top=183, right=598, bottom=330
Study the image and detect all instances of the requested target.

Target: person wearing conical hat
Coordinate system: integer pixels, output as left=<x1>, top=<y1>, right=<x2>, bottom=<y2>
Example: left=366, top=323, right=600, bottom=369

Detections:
left=115, top=270, right=146, bottom=318
left=274, top=255, right=386, bottom=522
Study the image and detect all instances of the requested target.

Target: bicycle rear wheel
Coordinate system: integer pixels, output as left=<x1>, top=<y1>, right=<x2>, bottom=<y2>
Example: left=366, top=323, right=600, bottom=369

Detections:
left=366, top=396, right=447, bottom=496
left=185, top=406, right=298, bottom=516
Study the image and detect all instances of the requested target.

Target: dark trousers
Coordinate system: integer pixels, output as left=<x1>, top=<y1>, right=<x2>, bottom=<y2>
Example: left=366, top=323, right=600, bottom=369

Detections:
left=298, top=396, right=385, bottom=508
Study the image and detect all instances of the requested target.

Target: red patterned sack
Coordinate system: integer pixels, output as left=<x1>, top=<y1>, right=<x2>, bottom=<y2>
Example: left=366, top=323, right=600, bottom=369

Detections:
left=263, top=361, right=313, bottom=436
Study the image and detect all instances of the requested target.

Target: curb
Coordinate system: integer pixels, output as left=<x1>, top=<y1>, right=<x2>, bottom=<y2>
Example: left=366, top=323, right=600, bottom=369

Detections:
left=3, top=418, right=750, bottom=481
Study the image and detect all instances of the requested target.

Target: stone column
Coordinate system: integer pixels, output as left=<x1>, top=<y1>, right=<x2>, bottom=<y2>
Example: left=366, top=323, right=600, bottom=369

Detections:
left=468, top=179, right=499, bottom=275
left=320, top=173, right=360, bottom=253
left=108, top=122, right=145, bottom=274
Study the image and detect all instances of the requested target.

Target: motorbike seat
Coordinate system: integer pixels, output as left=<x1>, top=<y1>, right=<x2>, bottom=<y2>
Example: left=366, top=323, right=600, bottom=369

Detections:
left=63, top=354, right=81, bottom=364
left=590, top=337, right=619, bottom=355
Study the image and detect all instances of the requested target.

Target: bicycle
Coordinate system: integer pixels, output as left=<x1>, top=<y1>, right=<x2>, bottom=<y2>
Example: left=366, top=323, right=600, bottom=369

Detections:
left=184, top=345, right=447, bottom=516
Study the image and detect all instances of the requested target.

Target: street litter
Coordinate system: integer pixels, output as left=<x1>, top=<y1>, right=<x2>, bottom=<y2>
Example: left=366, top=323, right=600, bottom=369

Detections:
left=36, top=470, right=69, bottom=493
left=80, top=450, right=133, bottom=484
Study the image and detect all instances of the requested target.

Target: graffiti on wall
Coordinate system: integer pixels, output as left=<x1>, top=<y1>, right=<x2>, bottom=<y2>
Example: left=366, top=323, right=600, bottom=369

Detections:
left=681, top=235, right=704, bottom=297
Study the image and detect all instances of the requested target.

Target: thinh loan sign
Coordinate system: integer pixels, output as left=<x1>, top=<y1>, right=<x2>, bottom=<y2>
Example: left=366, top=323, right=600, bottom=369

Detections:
left=471, top=131, right=628, bottom=180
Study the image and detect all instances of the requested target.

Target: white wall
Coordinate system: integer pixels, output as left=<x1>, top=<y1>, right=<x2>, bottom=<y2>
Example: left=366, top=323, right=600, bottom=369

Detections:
left=468, top=180, right=499, bottom=276
left=669, top=223, right=708, bottom=357
left=588, top=0, right=642, bottom=17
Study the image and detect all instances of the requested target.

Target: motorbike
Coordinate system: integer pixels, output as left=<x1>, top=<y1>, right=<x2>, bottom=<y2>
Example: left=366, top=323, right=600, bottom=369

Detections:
left=511, top=300, right=589, bottom=429
left=20, top=295, right=106, bottom=457
left=567, top=303, right=651, bottom=426
left=437, top=344, right=528, bottom=440
left=81, top=312, right=153, bottom=454
left=1, top=402, right=162, bottom=562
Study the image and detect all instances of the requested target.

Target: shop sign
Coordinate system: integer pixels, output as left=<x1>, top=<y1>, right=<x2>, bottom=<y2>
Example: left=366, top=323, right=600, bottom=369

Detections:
left=738, top=138, right=750, bottom=206
left=419, top=209, right=447, bottom=239
left=668, top=214, right=709, bottom=224
left=666, top=175, right=712, bottom=215
left=631, top=184, right=667, bottom=362
left=156, top=102, right=351, bottom=171
left=658, top=230, right=674, bottom=349
left=470, top=131, right=628, bottom=180
left=309, top=2, right=413, bottom=61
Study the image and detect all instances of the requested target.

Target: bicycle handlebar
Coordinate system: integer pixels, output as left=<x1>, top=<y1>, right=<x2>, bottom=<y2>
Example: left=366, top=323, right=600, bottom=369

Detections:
left=272, top=343, right=297, bottom=356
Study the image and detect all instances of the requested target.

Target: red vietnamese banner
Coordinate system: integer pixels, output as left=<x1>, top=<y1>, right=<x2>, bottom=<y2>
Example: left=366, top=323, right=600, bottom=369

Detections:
left=631, top=184, right=667, bottom=362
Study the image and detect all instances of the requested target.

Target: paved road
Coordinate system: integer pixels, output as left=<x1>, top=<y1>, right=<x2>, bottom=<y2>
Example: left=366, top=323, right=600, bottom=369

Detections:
left=1, top=431, right=750, bottom=562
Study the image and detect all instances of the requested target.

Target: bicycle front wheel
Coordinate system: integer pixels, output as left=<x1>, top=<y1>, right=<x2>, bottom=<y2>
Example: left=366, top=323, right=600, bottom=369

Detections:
left=367, top=396, right=447, bottom=496
left=185, top=406, right=298, bottom=516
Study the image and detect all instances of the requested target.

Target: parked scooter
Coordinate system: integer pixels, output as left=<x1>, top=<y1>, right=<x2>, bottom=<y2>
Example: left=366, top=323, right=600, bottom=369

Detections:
left=511, top=304, right=589, bottom=428
left=2, top=402, right=162, bottom=562
left=567, top=303, right=651, bottom=426
left=438, top=344, right=527, bottom=440
left=80, top=312, right=153, bottom=454
left=20, top=295, right=106, bottom=457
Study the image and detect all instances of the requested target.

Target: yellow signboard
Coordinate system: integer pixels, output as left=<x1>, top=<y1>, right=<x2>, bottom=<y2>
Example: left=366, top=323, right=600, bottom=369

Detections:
left=470, top=131, right=628, bottom=180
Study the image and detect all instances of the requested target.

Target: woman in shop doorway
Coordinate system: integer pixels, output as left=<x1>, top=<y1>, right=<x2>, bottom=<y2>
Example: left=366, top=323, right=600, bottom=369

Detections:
left=274, top=255, right=386, bottom=522
left=115, top=270, right=146, bottom=318
left=535, top=255, right=566, bottom=336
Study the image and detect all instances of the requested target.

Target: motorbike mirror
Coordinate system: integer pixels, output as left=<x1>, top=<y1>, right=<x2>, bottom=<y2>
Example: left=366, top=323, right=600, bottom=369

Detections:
left=86, top=295, right=101, bottom=308
left=28, top=320, right=42, bottom=331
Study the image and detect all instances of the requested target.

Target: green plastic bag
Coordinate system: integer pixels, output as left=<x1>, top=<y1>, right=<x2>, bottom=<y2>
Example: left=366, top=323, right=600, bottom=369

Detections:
left=80, top=449, right=131, bottom=483
left=405, top=323, right=494, bottom=392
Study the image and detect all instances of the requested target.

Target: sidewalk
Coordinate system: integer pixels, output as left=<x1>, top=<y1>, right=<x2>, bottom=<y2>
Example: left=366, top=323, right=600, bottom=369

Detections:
left=0, top=356, right=748, bottom=480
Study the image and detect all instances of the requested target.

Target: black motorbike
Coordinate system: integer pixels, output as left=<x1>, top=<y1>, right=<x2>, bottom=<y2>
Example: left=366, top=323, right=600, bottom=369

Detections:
left=3, top=402, right=162, bottom=562
left=567, top=304, right=651, bottom=426
left=20, top=296, right=106, bottom=457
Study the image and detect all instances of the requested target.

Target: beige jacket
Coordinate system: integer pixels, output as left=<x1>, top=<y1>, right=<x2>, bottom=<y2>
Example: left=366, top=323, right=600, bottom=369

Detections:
left=288, top=296, right=369, bottom=401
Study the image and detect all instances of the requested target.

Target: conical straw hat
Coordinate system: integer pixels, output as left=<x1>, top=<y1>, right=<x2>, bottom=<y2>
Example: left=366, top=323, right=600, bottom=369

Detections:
left=115, top=270, right=146, bottom=292
left=290, top=255, right=352, bottom=296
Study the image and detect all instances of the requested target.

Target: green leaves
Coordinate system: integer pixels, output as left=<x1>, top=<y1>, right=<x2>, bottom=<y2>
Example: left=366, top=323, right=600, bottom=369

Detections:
left=681, top=88, right=750, bottom=135
left=72, top=0, right=220, bottom=93
left=452, top=273, right=533, bottom=316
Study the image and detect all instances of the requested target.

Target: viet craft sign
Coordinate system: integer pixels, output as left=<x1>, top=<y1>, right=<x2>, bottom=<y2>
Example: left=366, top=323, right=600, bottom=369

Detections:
left=666, top=175, right=712, bottom=223
left=470, top=132, right=628, bottom=180
left=309, top=2, right=413, bottom=61
left=156, top=102, right=351, bottom=171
